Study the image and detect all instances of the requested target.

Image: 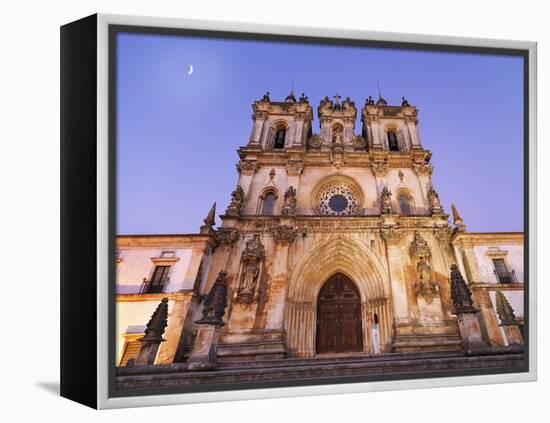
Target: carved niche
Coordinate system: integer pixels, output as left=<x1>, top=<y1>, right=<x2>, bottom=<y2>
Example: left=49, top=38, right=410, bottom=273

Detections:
left=235, top=235, right=265, bottom=305
left=409, top=231, right=439, bottom=303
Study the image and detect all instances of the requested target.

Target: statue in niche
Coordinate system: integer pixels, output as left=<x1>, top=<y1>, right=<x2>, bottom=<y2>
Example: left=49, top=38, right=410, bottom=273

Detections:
left=417, top=256, right=432, bottom=284
left=235, top=235, right=265, bottom=304
left=282, top=186, right=297, bottom=216
left=240, top=260, right=260, bottom=294
left=379, top=186, right=393, bottom=214
left=333, top=132, right=342, bottom=144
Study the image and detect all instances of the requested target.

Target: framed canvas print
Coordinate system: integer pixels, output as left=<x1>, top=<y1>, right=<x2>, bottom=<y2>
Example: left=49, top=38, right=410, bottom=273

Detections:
left=60, top=13, right=537, bottom=409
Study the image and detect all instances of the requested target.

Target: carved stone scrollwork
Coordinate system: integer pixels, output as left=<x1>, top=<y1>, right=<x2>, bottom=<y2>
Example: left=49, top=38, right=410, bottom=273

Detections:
left=433, top=227, right=453, bottom=244
left=370, top=162, right=388, bottom=177
left=236, top=160, right=260, bottom=175
left=286, top=160, right=304, bottom=176
left=270, top=225, right=299, bottom=244
left=214, top=228, right=240, bottom=245
left=309, top=135, right=322, bottom=149
left=235, top=235, right=265, bottom=305
left=412, top=163, right=433, bottom=176
left=409, top=231, right=431, bottom=258
left=379, top=227, right=401, bottom=243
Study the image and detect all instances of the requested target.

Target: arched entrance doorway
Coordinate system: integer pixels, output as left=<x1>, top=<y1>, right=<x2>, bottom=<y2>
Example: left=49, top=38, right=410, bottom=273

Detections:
left=316, top=273, right=363, bottom=354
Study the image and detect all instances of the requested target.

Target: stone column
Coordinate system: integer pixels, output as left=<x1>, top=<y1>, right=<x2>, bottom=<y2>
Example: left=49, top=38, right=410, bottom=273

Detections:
left=381, top=227, right=409, bottom=325
left=265, top=224, right=298, bottom=331
left=187, top=271, right=229, bottom=371
left=495, top=291, right=523, bottom=345
left=449, top=265, right=485, bottom=351
left=135, top=298, right=169, bottom=365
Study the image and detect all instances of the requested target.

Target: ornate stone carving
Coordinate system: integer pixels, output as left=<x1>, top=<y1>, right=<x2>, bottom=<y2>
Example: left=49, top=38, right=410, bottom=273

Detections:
left=370, top=162, right=388, bottom=177
left=196, top=271, right=228, bottom=325
left=401, top=97, right=410, bottom=107
left=427, top=185, right=444, bottom=215
left=353, top=135, right=366, bottom=150
left=261, top=91, right=270, bottom=102
left=214, top=228, right=240, bottom=245
left=236, top=160, right=260, bottom=175
left=226, top=186, right=245, bottom=216
left=412, top=163, right=433, bottom=176
left=330, top=141, right=345, bottom=168
left=379, top=186, right=393, bottom=215
left=433, top=227, right=452, bottom=244
left=235, top=235, right=265, bottom=304
left=286, top=160, right=304, bottom=176
left=415, top=256, right=439, bottom=303
left=379, top=226, right=401, bottom=243
left=409, top=231, right=431, bottom=258
left=309, top=135, right=322, bottom=149
left=495, top=291, right=517, bottom=326
left=270, top=225, right=299, bottom=243
left=450, top=264, right=478, bottom=314
left=282, top=186, right=297, bottom=216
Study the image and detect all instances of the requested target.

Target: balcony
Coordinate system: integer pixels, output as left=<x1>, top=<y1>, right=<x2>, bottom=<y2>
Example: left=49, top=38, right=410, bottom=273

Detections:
left=139, top=277, right=168, bottom=294
left=494, top=269, right=519, bottom=284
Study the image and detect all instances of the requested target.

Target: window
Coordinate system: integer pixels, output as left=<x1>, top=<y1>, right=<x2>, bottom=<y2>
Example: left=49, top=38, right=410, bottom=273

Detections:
left=120, top=338, right=142, bottom=367
left=492, top=258, right=516, bottom=283
left=399, top=194, right=412, bottom=215
left=142, top=265, right=171, bottom=293
left=273, top=128, right=286, bottom=149
left=388, top=131, right=399, bottom=151
left=262, top=192, right=276, bottom=215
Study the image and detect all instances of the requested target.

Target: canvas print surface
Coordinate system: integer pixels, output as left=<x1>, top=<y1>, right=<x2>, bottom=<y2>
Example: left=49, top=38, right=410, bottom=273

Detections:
left=113, top=29, right=526, bottom=395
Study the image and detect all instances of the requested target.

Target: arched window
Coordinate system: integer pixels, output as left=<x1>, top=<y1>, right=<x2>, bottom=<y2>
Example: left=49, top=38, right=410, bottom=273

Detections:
left=399, top=194, right=412, bottom=216
left=261, top=192, right=276, bottom=215
left=388, top=131, right=399, bottom=151
left=273, top=128, right=286, bottom=149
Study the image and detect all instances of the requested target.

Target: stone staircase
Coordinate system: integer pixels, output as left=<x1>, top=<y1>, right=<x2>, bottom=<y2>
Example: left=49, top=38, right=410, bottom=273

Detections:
left=116, top=348, right=524, bottom=392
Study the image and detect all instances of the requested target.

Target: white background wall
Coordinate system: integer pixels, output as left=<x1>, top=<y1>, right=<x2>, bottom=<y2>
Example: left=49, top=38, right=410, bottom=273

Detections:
left=1, top=0, right=547, bottom=421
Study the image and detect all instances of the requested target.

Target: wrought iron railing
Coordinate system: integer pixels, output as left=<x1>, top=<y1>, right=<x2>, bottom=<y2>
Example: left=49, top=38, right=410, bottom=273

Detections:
left=139, top=277, right=168, bottom=294
left=493, top=269, right=518, bottom=284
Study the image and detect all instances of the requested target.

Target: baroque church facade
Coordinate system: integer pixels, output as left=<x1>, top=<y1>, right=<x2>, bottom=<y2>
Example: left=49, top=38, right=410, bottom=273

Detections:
left=115, top=92, right=524, bottom=374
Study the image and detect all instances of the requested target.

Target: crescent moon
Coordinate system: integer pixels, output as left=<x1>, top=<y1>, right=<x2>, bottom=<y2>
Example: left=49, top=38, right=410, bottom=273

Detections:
left=188, top=64, right=193, bottom=75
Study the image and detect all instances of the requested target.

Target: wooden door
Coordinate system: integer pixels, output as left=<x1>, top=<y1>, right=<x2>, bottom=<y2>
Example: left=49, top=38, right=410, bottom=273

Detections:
left=316, top=273, right=363, bottom=354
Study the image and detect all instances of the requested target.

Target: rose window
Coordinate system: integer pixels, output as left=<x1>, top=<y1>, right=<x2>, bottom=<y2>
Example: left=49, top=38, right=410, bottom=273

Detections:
left=318, top=183, right=360, bottom=215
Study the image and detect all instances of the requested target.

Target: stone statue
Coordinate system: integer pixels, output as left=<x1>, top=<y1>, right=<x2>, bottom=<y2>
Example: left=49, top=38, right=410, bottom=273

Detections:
left=226, top=185, right=245, bottom=216
left=240, top=260, right=260, bottom=293
left=401, top=96, right=410, bottom=107
left=282, top=186, right=297, bottom=216
left=262, top=91, right=270, bottom=102
left=333, top=132, right=342, bottom=144
left=197, top=271, right=228, bottom=325
left=427, top=185, right=444, bottom=214
left=299, top=92, right=308, bottom=103
left=366, top=95, right=375, bottom=105
left=236, top=235, right=265, bottom=304
left=379, top=186, right=393, bottom=214
left=417, top=256, right=432, bottom=284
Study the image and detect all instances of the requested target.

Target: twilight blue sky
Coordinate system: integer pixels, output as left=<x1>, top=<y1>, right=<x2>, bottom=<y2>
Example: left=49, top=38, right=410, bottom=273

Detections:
left=116, top=32, right=524, bottom=235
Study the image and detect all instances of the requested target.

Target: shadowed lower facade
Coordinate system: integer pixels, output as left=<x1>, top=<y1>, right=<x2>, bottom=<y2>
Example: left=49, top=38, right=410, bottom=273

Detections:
left=115, top=93, right=524, bottom=386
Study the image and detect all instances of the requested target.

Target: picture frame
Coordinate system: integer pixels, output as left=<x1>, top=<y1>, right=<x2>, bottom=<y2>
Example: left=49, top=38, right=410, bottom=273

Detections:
left=60, top=13, right=537, bottom=409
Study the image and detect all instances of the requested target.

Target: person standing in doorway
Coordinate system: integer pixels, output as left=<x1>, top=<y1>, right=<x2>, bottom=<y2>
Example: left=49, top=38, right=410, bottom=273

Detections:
left=370, top=312, right=381, bottom=354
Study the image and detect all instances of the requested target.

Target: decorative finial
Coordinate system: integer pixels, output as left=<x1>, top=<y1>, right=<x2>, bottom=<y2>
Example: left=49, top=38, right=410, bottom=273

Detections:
left=376, top=81, right=387, bottom=106
left=450, top=264, right=477, bottom=314
left=451, top=203, right=466, bottom=232
left=200, top=202, right=216, bottom=234
left=495, top=291, right=517, bottom=326
left=140, top=298, right=170, bottom=342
